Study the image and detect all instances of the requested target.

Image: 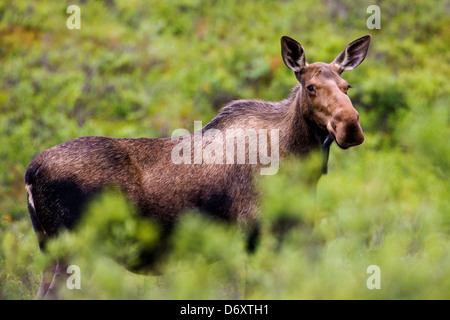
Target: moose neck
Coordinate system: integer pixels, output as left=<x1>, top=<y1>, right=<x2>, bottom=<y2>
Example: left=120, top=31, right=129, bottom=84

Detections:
left=279, top=84, right=330, bottom=159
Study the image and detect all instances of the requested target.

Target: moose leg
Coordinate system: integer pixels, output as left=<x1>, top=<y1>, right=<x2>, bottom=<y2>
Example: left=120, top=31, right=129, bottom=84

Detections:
left=245, top=220, right=261, bottom=253
left=236, top=202, right=261, bottom=254
left=36, top=263, right=56, bottom=299
left=236, top=207, right=260, bottom=299
left=44, top=260, right=68, bottom=300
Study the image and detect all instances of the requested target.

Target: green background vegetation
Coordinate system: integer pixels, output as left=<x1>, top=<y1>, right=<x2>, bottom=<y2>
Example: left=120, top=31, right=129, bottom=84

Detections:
left=0, top=0, right=449, bottom=299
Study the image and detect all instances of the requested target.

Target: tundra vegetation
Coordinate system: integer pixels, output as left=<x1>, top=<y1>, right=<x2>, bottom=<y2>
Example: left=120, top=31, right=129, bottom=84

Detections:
left=0, top=0, right=449, bottom=299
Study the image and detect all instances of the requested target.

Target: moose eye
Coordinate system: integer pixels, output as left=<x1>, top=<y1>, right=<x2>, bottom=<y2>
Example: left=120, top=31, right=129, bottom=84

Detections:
left=344, top=84, right=352, bottom=95
left=306, top=85, right=315, bottom=94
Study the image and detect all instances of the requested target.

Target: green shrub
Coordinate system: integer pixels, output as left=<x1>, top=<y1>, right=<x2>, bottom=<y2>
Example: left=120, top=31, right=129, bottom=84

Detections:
left=1, top=0, right=448, bottom=299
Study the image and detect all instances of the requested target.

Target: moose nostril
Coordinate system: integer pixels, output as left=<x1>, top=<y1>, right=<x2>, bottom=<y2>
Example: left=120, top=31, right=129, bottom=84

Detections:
left=346, top=122, right=360, bottom=134
left=331, top=121, right=336, bottom=131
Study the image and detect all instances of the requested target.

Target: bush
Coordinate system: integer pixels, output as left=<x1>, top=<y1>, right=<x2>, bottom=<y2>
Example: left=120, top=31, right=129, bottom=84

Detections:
left=1, top=0, right=448, bottom=299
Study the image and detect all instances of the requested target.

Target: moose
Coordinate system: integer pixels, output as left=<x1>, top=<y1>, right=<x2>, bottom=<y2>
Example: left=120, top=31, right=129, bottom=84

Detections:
left=26, top=34, right=371, bottom=298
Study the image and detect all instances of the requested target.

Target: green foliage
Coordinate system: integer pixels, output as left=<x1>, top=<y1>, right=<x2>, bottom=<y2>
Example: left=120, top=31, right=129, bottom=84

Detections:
left=45, top=190, right=161, bottom=271
left=43, top=192, right=248, bottom=299
left=0, top=0, right=448, bottom=299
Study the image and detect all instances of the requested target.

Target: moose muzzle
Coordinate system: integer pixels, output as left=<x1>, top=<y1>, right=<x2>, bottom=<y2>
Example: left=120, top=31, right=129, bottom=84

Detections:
left=327, top=108, right=364, bottom=149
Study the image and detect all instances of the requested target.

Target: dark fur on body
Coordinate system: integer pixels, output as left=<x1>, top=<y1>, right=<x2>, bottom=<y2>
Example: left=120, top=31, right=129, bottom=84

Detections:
left=26, top=84, right=329, bottom=253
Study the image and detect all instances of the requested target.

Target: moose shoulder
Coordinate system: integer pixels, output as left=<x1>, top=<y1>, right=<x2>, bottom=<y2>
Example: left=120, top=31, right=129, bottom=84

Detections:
left=26, top=35, right=371, bottom=299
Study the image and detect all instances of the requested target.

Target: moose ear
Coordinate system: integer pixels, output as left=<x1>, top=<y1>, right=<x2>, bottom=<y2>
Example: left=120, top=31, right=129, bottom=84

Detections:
left=332, top=35, right=371, bottom=73
left=281, top=36, right=307, bottom=73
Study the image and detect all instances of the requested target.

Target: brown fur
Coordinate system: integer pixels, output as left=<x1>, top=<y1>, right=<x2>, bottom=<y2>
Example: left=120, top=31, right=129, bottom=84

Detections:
left=26, top=35, right=371, bottom=298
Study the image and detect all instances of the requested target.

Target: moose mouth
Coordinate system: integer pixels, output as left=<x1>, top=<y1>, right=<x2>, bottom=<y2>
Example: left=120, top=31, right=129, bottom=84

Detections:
left=326, top=131, right=349, bottom=150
